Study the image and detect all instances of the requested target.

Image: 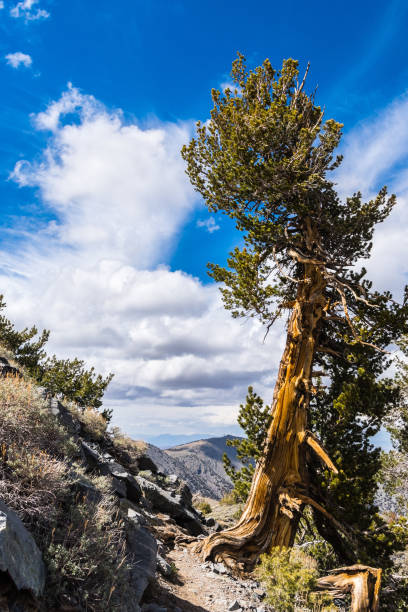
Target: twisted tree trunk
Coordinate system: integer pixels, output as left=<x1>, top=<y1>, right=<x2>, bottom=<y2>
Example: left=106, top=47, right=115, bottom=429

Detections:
left=196, top=262, right=337, bottom=570
left=317, top=565, right=382, bottom=612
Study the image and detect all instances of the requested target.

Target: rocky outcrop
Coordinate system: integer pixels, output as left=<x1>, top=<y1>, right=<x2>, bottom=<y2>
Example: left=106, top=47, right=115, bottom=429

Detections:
left=0, top=356, right=212, bottom=611
left=0, top=499, right=45, bottom=597
left=136, top=475, right=204, bottom=536
left=127, top=520, right=158, bottom=605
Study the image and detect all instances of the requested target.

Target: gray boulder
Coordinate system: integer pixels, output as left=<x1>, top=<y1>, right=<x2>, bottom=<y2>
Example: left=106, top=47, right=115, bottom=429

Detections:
left=81, top=440, right=110, bottom=473
left=136, top=476, right=204, bottom=536
left=127, top=523, right=157, bottom=604
left=125, top=474, right=142, bottom=503
left=0, top=500, right=45, bottom=597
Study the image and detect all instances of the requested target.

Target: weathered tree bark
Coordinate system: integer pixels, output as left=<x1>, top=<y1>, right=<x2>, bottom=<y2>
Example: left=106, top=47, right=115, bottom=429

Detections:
left=316, top=565, right=382, bottom=612
left=196, top=261, right=337, bottom=570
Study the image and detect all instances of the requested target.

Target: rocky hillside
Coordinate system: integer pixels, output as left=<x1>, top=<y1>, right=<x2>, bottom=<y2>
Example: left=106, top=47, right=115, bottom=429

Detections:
left=166, top=436, right=243, bottom=499
left=0, top=357, right=212, bottom=611
left=142, top=435, right=243, bottom=500
left=0, top=356, right=274, bottom=612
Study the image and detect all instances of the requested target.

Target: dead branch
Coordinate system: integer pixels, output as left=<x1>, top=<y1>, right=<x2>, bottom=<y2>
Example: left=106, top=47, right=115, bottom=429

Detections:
left=303, top=431, right=338, bottom=474
left=316, top=564, right=382, bottom=612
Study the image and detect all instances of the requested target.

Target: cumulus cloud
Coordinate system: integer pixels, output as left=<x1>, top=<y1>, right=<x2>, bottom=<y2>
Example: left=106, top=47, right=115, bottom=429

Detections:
left=10, top=0, right=49, bottom=20
left=0, top=2, right=4, bottom=9
left=5, top=52, right=32, bottom=68
left=196, top=216, right=220, bottom=233
left=3, top=84, right=408, bottom=441
left=334, top=93, right=408, bottom=298
left=3, top=85, right=283, bottom=440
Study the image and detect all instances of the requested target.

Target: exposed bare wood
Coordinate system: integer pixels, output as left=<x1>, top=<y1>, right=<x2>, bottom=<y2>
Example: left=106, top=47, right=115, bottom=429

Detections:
left=288, top=247, right=325, bottom=266
left=195, top=256, right=328, bottom=570
left=316, top=565, right=382, bottom=612
left=303, top=431, right=338, bottom=473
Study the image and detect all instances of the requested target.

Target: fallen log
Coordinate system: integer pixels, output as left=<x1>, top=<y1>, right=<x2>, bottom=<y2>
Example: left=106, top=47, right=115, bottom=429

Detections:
left=316, top=564, right=382, bottom=612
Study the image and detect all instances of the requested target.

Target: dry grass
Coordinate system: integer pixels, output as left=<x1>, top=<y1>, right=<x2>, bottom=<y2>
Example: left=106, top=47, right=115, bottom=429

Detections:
left=68, top=403, right=108, bottom=440
left=110, top=426, right=147, bottom=464
left=192, top=493, right=242, bottom=527
left=0, top=374, right=131, bottom=611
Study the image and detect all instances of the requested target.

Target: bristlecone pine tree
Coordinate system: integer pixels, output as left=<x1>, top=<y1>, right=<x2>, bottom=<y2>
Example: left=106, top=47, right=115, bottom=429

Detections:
left=181, top=55, right=408, bottom=579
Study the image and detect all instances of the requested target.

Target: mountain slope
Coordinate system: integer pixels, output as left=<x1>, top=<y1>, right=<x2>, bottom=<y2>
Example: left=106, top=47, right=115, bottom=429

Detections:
left=164, top=435, right=243, bottom=499
left=141, top=435, right=244, bottom=500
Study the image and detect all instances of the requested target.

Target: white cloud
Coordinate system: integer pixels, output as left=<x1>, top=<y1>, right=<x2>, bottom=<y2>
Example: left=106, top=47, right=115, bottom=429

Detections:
left=2, top=85, right=284, bottom=440
left=196, top=216, right=220, bottom=233
left=334, top=93, right=408, bottom=299
left=4, top=85, right=408, bottom=442
left=0, top=2, right=5, bottom=9
left=335, top=94, right=408, bottom=198
left=10, top=0, right=49, bottom=20
left=5, top=52, right=32, bottom=68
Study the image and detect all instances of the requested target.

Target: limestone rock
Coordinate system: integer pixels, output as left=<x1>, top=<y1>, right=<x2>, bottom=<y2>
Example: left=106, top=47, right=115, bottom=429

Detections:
left=136, top=476, right=204, bottom=536
left=127, top=523, right=157, bottom=604
left=0, top=500, right=45, bottom=597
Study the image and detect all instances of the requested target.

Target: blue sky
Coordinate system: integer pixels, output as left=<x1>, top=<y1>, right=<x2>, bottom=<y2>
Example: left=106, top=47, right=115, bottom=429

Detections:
left=1, top=0, right=408, bottom=445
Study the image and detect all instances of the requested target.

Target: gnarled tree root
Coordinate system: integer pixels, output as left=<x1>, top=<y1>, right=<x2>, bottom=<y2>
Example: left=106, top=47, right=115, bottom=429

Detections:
left=316, top=564, right=382, bottom=612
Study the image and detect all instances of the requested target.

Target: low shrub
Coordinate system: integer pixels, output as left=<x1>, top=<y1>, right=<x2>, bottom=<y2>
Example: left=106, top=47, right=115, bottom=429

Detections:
left=44, top=486, right=129, bottom=610
left=195, top=500, right=212, bottom=515
left=110, top=426, right=147, bottom=461
left=256, top=546, right=336, bottom=612
left=0, top=375, right=130, bottom=611
left=220, top=490, right=238, bottom=505
left=68, top=404, right=108, bottom=440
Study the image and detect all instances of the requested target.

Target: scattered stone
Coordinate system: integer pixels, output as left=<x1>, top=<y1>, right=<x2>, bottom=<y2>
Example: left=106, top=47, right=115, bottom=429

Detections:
left=70, top=477, right=102, bottom=504
left=108, top=461, right=129, bottom=479
left=127, top=506, right=147, bottom=526
left=81, top=440, right=108, bottom=472
left=137, top=454, right=158, bottom=473
left=156, top=554, right=173, bottom=577
left=141, top=604, right=167, bottom=612
left=112, top=475, right=127, bottom=497
left=228, top=603, right=242, bottom=612
left=55, top=401, right=81, bottom=434
left=0, top=500, right=45, bottom=597
left=49, top=397, right=60, bottom=416
left=213, top=562, right=228, bottom=574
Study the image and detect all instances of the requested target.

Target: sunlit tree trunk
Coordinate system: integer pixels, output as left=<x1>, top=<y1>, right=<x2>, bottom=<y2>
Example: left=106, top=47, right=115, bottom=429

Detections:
left=196, top=262, right=336, bottom=570
left=317, top=565, right=382, bottom=612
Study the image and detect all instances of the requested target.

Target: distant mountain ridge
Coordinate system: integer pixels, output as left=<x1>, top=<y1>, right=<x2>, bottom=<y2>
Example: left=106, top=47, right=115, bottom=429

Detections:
left=143, top=435, right=243, bottom=500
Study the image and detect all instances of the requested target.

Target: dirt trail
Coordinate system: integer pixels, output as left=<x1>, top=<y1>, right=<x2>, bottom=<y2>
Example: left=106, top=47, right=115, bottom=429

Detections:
left=149, top=544, right=271, bottom=612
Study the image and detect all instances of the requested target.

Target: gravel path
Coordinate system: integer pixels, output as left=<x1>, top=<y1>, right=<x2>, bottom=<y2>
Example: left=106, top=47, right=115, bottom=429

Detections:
left=152, top=545, right=272, bottom=612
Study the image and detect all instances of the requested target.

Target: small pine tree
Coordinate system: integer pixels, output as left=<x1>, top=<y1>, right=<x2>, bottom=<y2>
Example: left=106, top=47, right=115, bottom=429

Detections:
left=0, top=295, right=113, bottom=412
left=223, top=386, right=272, bottom=501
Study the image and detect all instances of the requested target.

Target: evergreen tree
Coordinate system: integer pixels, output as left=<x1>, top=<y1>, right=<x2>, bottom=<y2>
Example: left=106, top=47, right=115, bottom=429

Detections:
left=182, top=54, right=408, bottom=570
left=223, top=386, right=272, bottom=502
left=0, top=295, right=113, bottom=412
